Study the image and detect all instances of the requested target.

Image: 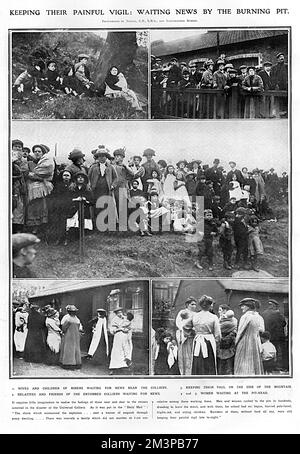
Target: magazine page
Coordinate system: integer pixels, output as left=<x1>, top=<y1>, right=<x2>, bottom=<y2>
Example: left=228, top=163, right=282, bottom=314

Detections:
left=0, top=0, right=299, bottom=435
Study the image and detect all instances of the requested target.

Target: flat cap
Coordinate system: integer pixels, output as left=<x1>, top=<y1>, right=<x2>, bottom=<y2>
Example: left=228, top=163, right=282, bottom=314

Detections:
left=12, top=233, right=40, bottom=254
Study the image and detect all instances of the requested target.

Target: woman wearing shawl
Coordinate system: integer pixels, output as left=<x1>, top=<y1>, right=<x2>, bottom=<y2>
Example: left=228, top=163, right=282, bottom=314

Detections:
left=45, top=308, right=62, bottom=365
left=154, top=330, right=180, bottom=375
left=175, top=297, right=197, bottom=375
left=60, top=305, right=83, bottom=369
left=104, top=66, right=142, bottom=111
left=183, top=295, right=221, bottom=375
left=87, top=309, right=109, bottom=366
left=26, top=144, right=54, bottom=234
left=217, top=304, right=237, bottom=375
left=234, top=298, right=263, bottom=375
left=24, top=305, right=47, bottom=363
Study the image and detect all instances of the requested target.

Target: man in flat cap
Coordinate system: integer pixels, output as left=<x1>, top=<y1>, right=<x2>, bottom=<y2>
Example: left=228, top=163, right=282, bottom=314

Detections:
left=141, top=149, right=161, bottom=192
left=74, top=53, right=95, bottom=96
left=167, top=58, right=182, bottom=87
left=262, top=300, right=287, bottom=370
left=259, top=61, right=274, bottom=91
left=271, top=52, right=288, bottom=91
left=200, top=59, right=214, bottom=88
left=12, top=233, right=40, bottom=278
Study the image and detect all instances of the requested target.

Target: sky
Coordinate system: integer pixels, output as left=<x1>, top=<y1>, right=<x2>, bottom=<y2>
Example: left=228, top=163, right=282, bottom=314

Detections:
left=12, top=120, right=289, bottom=172
left=151, top=29, right=207, bottom=43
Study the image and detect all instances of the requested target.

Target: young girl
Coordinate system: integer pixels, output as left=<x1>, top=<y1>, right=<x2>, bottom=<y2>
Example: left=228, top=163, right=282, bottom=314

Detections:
left=104, top=66, right=142, bottom=111
left=247, top=215, right=264, bottom=272
left=146, top=169, right=164, bottom=202
left=154, top=330, right=180, bottom=375
left=174, top=170, right=191, bottom=208
left=66, top=171, right=94, bottom=242
left=162, top=164, right=177, bottom=201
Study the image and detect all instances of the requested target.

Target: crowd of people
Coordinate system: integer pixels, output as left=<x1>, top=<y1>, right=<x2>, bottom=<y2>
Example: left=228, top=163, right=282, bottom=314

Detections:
left=13, top=301, right=135, bottom=375
left=12, top=138, right=288, bottom=277
left=152, top=296, right=288, bottom=376
left=12, top=54, right=142, bottom=111
left=151, top=52, right=288, bottom=118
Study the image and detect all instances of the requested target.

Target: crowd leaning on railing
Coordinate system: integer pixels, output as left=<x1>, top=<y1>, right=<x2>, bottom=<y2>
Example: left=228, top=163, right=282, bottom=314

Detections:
left=12, top=139, right=288, bottom=277
left=151, top=52, right=288, bottom=118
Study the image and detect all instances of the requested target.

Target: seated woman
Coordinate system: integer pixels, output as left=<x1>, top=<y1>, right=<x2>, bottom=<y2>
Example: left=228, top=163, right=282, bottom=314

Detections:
left=104, top=66, right=142, bottom=111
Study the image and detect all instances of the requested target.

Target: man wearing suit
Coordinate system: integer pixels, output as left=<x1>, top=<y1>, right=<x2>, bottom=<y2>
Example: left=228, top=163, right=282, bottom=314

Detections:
left=205, top=158, right=224, bottom=195
left=226, top=161, right=244, bottom=185
left=259, top=61, right=274, bottom=90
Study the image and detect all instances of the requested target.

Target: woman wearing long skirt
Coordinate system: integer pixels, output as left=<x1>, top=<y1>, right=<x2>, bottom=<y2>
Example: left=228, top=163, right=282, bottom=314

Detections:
left=175, top=297, right=197, bottom=375
left=45, top=308, right=62, bottom=365
left=87, top=309, right=109, bottom=366
left=217, top=304, right=238, bottom=375
left=60, top=305, right=83, bottom=369
left=154, top=330, right=180, bottom=375
left=109, top=308, right=131, bottom=374
left=14, top=305, right=29, bottom=358
left=24, top=305, right=47, bottom=363
left=234, top=298, right=263, bottom=375
left=183, top=295, right=221, bottom=375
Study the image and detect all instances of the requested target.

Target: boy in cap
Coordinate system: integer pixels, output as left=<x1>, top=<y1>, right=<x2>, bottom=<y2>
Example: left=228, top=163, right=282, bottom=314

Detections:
left=260, top=331, right=277, bottom=374
left=233, top=207, right=249, bottom=269
left=262, top=300, right=287, bottom=370
left=12, top=233, right=40, bottom=278
left=195, top=208, right=218, bottom=271
left=219, top=211, right=235, bottom=270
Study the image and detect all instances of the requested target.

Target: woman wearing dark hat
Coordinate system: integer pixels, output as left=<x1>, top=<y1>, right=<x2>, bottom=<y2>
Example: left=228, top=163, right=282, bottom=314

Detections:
left=65, top=148, right=87, bottom=177
left=45, top=308, right=62, bottom=365
left=24, top=305, right=47, bottom=364
left=87, top=309, right=109, bottom=366
left=175, top=297, right=197, bottom=375
left=60, top=305, right=83, bottom=369
left=182, top=296, right=221, bottom=375
left=66, top=171, right=94, bottom=241
left=26, top=144, right=55, bottom=235
left=234, top=298, right=263, bottom=375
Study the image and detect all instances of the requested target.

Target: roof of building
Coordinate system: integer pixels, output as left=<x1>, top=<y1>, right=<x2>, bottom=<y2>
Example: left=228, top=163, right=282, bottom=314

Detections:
left=152, top=30, right=289, bottom=57
left=29, top=280, right=130, bottom=299
left=218, top=279, right=289, bottom=294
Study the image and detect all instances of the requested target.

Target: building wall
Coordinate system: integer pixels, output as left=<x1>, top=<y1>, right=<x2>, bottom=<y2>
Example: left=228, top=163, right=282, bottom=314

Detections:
left=156, top=35, right=288, bottom=69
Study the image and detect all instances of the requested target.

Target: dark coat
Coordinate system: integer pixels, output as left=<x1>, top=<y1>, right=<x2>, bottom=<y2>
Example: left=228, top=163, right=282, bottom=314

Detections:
left=68, top=184, right=94, bottom=219
left=271, top=63, right=288, bottom=90
left=88, top=162, right=117, bottom=195
left=242, top=75, right=264, bottom=94
left=262, top=309, right=286, bottom=341
left=259, top=70, right=274, bottom=91
left=24, top=310, right=47, bottom=363
left=226, top=169, right=244, bottom=185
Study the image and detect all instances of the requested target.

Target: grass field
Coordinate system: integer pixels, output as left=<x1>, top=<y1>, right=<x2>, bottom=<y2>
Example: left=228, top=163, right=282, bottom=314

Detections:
left=12, top=94, right=147, bottom=120
left=29, top=202, right=289, bottom=279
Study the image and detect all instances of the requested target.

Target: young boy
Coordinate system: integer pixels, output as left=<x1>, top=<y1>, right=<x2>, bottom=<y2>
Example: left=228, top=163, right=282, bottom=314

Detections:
left=45, top=60, right=63, bottom=91
left=261, top=331, right=277, bottom=375
left=233, top=207, right=249, bottom=269
left=195, top=208, right=218, bottom=271
left=219, top=212, right=235, bottom=270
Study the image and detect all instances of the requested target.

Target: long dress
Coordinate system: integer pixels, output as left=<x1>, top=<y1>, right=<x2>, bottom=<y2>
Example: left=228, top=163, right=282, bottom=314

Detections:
left=105, top=73, right=142, bottom=111
left=59, top=314, right=82, bottom=368
left=163, top=174, right=177, bottom=200
left=45, top=316, right=62, bottom=365
left=14, top=311, right=28, bottom=354
left=175, top=309, right=195, bottom=375
left=154, top=340, right=180, bottom=375
left=234, top=310, right=263, bottom=375
left=24, top=310, right=47, bottom=363
left=188, top=311, right=221, bottom=375
left=109, top=316, right=130, bottom=370
left=88, top=317, right=109, bottom=365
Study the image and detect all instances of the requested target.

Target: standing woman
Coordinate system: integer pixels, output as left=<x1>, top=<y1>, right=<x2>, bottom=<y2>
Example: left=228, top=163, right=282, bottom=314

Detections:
left=183, top=295, right=221, bottom=375
left=175, top=297, right=197, bottom=375
left=87, top=309, right=109, bottom=366
left=26, top=144, right=54, bottom=236
left=163, top=164, right=177, bottom=201
left=60, top=305, right=83, bottom=370
left=13, top=304, right=29, bottom=358
left=217, top=304, right=238, bottom=375
left=24, top=305, right=47, bottom=363
left=45, top=308, right=62, bottom=365
left=109, top=308, right=130, bottom=374
left=234, top=298, right=263, bottom=375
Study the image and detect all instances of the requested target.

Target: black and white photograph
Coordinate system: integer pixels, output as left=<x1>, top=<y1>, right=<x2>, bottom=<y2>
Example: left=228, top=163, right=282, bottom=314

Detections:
left=12, top=120, right=289, bottom=279
left=11, top=30, right=149, bottom=119
left=11, top=279, right=149, bottom=377
left=151, top=29, right=289, bottom=119
left=151, top=278, right=290, bottom=376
